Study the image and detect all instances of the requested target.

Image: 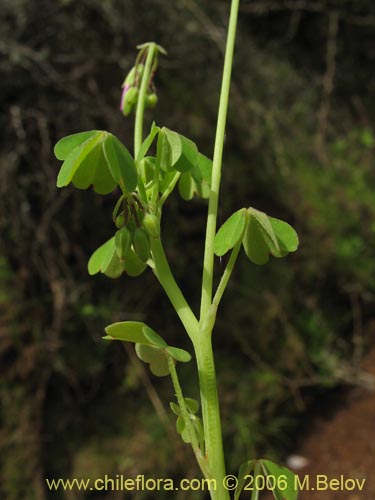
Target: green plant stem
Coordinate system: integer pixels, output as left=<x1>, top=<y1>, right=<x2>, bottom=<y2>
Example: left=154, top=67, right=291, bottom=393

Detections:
left=194, top=332, right=228, bottom=500
left=200, top=0, right=239, bottom=317
left=212, top=240, right=241, bottom=310
left=134, top=43, right=156, bottom=160
left=196, top=1, right=240, bottom=499
left=151, top=238, right=199, bottom=342
left=167, top=356, right=212, bottom=481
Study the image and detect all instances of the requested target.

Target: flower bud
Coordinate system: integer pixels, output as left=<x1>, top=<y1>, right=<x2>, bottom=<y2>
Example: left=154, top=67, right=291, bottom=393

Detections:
left=133, top=228, right=151, bottom=262
left=115, top=227, right=132, bottom=261
left=142, top=213, right=160, bottom=239
left=146, top=93, right=158, bottom=108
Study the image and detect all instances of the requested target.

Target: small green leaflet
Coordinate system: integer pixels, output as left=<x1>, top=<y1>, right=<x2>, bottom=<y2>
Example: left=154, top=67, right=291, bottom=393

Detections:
left=243, top=214, right=269, bottom=265
left=177, top=153, right=212, bottom=200
left=55, top=131, right=137, bottom=194
left=103, top=134, right=138, bottom=192
left=142, top=326, right=167, bottom=348
left=214, top=208, right=247, bottom=256
left=54, top=130, right=99, bottom=160
left=234, top=459, right=298, bottom=500
left=243, top=208, right=299, bottom=265
left=87, top=238, right=146, bottom=278
left=165, top=346, right=191, bottom=362
left=136, top=122, right=160, bottom=162
left=174, top=135, right=198, bottom=173
left=123, top=249, right=147, bottom=277
left=135, top=343, right=170, bottom=377
left=260, top=459, right=298, bottom=500
left=156, top=128, right=182, bottom=170
left=104, top=321, right=152, bottom=344
left=88, top=237, right=116, bottom=275
left=170, top=398, right=199, bottom=416
left=234, top=459, right=255, bottom=500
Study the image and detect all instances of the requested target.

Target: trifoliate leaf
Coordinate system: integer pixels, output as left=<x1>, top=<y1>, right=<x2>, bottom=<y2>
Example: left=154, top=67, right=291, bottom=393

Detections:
left=214, top=208, right=247, bottom=256
left=243, top=208, right=299, bottom=265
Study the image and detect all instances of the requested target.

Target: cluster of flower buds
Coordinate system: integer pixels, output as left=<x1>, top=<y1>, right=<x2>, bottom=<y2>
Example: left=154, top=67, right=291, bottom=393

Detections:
left=113, top=195, right=160, bottom=265
left=120, top=63, right=158, bottom=116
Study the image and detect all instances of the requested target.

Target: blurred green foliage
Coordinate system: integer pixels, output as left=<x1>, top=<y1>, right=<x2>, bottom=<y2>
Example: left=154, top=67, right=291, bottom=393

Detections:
left=0, top=0, right=374, bottom=498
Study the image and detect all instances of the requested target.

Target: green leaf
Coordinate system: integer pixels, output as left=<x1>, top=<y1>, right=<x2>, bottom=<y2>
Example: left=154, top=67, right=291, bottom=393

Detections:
left=72, top=140, right=117, bottom=195
left=195, top=153, right=212, bottom=183
left=136, top=122, right=160, bottom=161
left=250, top=208, right=281, bottom=255
left=156, top=128, right=182, bottom=170
left=234, top=459, right=255, bottom=500
left=243, top=214, right=270, bottom=265
left=56, top=132, right=103, bottom=187
left=123, top=249, right=147, bottom=277
left=269, top=217, right=299, bottom=254
left=251, top=462, right=262, bottom=500
left=178, top=172, right=196, bottom=200
left=165, top=346, right=192, bottom=363
left=54, top=130, right=99, bottom=160
left=176, top=415, right=186, bottom=434
left=243, top=208, right=299, bottom=265
left=260, top=459, right=298, bottom=500
left=104, top=321, right=151, bottom=344
left=170, top=402, right=181, bottom=416
left=214, top=208, right=247, bottom=256
left=103, top=134, right=138, bottom=192
left=102, top=249, right=125, bottom=279
left=174, top=135, right=198, bottom=173
left=184, top=398, right=199, bottom=414
left=88, top=238, right=115, bottom=275
left=135, top=343, right=170, bottom=377
left=142, top=326, right=167, bottom=348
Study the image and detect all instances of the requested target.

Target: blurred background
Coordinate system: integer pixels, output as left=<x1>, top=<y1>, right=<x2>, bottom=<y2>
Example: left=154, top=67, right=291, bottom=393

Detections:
left=0, top=0, right=374, bottom=499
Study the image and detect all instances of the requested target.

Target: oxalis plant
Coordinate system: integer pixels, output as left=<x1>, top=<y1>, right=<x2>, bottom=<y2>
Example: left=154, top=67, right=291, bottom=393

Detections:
left=54, top=2, right=300, bottom=499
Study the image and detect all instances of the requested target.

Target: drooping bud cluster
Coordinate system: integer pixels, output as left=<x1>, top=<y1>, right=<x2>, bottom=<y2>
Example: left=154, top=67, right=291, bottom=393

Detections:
left=112, top=194, right=160, bottom=267
left=120, top=46, right=159, bottom=117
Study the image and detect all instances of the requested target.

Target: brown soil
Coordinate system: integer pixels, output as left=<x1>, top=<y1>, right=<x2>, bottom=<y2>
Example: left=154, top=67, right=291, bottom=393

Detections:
left=263, top=349, right=375, bottom=500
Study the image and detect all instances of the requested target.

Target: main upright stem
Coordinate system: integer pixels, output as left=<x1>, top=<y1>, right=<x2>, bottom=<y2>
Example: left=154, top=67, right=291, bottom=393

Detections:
left=196, top=1, right=240, bottom=499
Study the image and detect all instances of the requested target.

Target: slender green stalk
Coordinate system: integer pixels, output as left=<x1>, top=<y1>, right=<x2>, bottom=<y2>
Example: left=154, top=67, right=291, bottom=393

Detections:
left=212, top=240, right=241, bottom=310
left=167, top=356, right=212, bottom=481
left=200, top=0, right=239, bottom=317
left=195, top=1, right=240, bottom=499
left=134, top=43, right=156, bottom=159
left=151, top=238, right=199, bottom=342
